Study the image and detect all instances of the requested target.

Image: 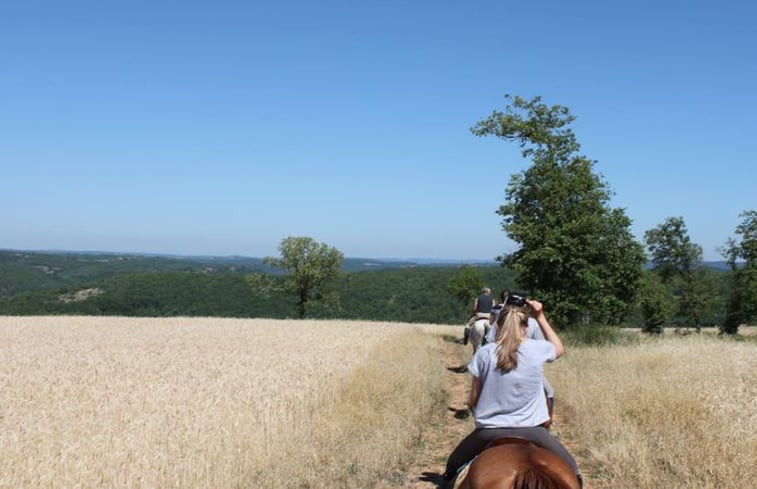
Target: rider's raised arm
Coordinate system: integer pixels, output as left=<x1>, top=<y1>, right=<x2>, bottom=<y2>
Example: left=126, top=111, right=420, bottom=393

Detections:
left=526, top=299, right=565, bottom=359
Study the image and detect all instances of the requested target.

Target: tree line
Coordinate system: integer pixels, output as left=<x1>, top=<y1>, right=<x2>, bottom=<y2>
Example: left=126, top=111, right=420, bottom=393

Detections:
left=0, top=238, right=740, bottom=329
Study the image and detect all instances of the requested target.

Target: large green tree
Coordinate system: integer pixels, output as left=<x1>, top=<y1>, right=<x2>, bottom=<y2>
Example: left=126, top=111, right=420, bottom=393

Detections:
left=722, top=210, right=757, bottom=334
left=263, top=236, right=343, bottom=318
left=472, top=95, right=645, bottom=327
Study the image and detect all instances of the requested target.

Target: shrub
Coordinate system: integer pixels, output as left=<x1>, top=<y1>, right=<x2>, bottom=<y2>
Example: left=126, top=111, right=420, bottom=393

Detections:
left=562, top=323, right=637, bottom=347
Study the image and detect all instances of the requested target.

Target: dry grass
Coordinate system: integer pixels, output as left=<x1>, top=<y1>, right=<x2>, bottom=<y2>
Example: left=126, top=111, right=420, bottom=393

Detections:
left=5, top=317, right=754, bottom=489
left=622, top=325, right=757, bottom=338
left=741, top=325, right=757, bottom=337
left=550, top=335, right=757, bottom=489
left=0, top=316, right=446, bottom=489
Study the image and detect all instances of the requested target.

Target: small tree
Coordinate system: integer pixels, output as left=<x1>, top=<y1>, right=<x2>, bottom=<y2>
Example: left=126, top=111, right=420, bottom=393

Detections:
left=263, top=236, right=343, bottom=318
left=722, top=210, right=757, bottom=334
left=677, top=266, right=721, bottom=327
left=447, top=265, right=485, bottom=321
left=644, top=217, right=702, bottom=284
left=639, top=271, right=672, bottom=334
left=644, top=217, right=710, bottom=329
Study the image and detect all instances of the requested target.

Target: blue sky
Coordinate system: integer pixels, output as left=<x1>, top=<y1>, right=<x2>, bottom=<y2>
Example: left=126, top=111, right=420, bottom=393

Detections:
left=2, top=1, right=754, bottom=261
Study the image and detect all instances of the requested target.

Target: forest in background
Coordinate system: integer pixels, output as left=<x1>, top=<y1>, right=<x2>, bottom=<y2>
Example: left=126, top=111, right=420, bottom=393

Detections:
left=0, top=249, right=731, bottom=326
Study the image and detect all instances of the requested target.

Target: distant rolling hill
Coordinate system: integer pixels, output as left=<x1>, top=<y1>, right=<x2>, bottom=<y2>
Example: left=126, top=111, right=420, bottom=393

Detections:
left=0, top=249, right=734, bottom=325
left=0, top=249, right=516, bottom=324
left=0, top=248, right=497, bottom=298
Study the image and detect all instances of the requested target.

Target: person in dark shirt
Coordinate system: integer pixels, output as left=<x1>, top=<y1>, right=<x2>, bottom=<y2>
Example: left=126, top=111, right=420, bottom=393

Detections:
left=463, top=288, right=494, bottom=345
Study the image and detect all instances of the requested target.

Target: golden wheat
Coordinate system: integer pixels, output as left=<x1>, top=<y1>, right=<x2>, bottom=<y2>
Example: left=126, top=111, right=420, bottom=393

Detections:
left=0, top=316, right=445, bottom=489
left=550, top=335, right=757, bottom=489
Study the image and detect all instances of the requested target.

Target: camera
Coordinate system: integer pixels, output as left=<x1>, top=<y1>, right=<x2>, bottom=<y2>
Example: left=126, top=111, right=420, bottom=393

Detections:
left=504, top=293, right=527, bottom=307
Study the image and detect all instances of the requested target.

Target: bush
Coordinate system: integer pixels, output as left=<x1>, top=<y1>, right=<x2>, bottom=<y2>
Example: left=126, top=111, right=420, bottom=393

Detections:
left=563, top=324, right=638, bottom=347
left=638, top=272, right=672, bottom=334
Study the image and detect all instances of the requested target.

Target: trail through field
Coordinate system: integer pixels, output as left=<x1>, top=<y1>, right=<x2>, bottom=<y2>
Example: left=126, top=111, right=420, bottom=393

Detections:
left=396, top=334, right=605, bottom=489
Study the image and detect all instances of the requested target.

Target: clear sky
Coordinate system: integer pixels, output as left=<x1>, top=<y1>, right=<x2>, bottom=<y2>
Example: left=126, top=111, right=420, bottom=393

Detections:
left=2, top=1, right=755, bottom=261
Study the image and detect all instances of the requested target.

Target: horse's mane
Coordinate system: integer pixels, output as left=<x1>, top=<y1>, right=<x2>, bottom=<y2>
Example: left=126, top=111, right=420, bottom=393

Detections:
left=512, top=467, right=563, bottom=489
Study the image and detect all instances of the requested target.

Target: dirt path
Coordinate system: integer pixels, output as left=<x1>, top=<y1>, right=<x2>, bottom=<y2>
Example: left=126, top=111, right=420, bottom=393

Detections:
left=395, top=335, right=604, bottom=489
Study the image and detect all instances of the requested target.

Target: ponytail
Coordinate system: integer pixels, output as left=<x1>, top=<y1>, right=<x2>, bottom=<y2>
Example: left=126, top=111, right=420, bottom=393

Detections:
left=495, top=307, right=528, bottom=372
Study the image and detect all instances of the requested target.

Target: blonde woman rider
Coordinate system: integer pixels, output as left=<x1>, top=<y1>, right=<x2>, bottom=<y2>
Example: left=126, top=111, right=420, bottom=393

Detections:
left=486, top=293, right=555, bottom=413
left=443, top=299, right=581, bottom=485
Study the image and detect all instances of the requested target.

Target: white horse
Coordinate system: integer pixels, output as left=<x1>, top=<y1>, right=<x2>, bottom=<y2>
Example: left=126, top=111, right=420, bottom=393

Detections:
left=467, top=317, right=490, bottom=354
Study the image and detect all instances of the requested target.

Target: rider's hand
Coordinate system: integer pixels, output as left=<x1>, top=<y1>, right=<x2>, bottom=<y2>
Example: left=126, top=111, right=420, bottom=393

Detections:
left=526, top=299, right=544, bottom=316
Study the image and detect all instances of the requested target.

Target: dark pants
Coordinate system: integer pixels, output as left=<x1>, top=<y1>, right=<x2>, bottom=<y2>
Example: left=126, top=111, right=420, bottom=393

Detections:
left=444, top=426, right=579, bottom=480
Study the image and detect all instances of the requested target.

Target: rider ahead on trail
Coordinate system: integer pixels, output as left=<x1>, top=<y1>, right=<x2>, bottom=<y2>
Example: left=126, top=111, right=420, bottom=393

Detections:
left=472, top=287, right=494, bottom=318
left=463, top=288, right=494, bottom=345
left=445, top=298, right=581, bottom=486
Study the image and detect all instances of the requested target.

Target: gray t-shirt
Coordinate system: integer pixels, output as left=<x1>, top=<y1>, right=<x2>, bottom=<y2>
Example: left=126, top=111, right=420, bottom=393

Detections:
left=486, top=317, right=555, bottom=398
left=468, top=340, right=555, bottom=428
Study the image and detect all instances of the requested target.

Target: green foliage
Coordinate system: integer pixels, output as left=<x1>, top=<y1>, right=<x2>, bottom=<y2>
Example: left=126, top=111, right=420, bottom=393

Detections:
left=596, top=208, right=649, bottom=325
left=0, top=250, right=265, bottom=298
left=472, top=95, right=645, bottom=327
left=645, top=217, right=702, bottom=284
left=722, top=210, right=757, bottom=334
left=674, top=266, right=722, bottom=327
left=446, top=265, right=485, bottom=320
left=0, top=250, right=519, bottom=323
left=0, top=256, right=739, bottom=330
left=263, top=237, right=344, bottom=318
left=316, top=266, right=514, bottom=324
left=561, top=323, right=636, bottom=347
left=638, top=271, right=672, bottom=334
left=244, top=273, right=277, bottom=299
left=644, top=217, right=720, bottom=329
left=0, top=272, right=289, bottom=317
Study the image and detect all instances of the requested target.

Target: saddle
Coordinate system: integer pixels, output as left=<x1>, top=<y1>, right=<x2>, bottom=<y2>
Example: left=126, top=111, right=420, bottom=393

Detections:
left=485, top=436, right=540, bottom=451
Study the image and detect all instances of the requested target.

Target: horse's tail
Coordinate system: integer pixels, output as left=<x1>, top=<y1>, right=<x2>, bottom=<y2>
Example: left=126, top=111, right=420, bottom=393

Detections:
left=512, top=467, right=563, bottom=489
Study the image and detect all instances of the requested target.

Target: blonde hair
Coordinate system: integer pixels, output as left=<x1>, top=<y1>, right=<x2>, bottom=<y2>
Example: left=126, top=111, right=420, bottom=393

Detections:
left=495, top=307, right=529, bottom=372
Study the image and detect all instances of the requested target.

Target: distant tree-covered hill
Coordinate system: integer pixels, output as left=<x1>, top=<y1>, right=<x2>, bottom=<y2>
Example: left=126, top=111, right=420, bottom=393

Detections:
left=0, top=249, right=733, bottom=325
left=0, top=250, right=263, bottom=297
left=0, top=249, right=482, bottom=298
left=0, top=266, right=515, bottom=324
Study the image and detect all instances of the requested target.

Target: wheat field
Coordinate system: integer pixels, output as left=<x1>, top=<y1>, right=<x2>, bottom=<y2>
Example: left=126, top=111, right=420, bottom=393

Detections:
left=550, top=335, right=757, bottom=489
left=0, top=316, right=446, bottom=489
left=4, top=317, right=755, bottom=489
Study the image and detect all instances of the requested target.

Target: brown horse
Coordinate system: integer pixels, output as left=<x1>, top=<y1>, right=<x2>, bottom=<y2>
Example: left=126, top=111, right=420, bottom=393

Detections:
left=452, top=437, right=581, bottom=489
